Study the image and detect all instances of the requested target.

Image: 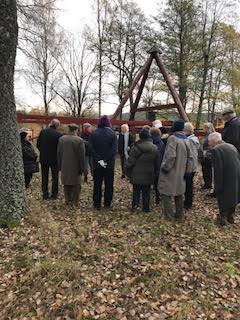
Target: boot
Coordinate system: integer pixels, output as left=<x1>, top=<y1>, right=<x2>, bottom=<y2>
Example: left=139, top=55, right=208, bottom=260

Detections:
left=214, top=214, right=227, bottom=226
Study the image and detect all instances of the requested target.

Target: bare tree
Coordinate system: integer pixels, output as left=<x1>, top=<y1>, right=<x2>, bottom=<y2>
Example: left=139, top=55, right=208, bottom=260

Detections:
left=0, top=0, right=26, bottom=226
left=54, top=36, right=97, bottom=117
left=18, top=0, right=63, bottom=115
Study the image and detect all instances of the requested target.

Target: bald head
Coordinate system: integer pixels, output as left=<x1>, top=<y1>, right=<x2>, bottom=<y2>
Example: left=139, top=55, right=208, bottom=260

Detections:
left=208, top=132, right=222, bottom=148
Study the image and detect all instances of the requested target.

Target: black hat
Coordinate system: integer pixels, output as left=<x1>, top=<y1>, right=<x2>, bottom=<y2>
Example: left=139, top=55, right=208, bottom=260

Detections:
left=139, top=128, right=150, bottom=139
left=172, top=119, right=185, bottom=132
left=68, top=123, right=79, bottom=131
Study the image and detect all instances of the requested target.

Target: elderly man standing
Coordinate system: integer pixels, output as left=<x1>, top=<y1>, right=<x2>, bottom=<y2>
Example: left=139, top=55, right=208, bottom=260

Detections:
left=37, top=119, right=62, bottom=200
left=58, top=124, right=85, bottom=206
left=222, top=108, right=240, bottom=153
left=158, top=119, right=192, bottom=222
left=118, top=124, right=134, bottom=178
left=209, top=132, right=240, bottom=226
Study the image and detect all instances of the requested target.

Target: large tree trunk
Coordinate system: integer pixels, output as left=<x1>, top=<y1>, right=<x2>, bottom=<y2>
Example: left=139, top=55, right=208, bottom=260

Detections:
left=0, top=0, right=26, bottom=225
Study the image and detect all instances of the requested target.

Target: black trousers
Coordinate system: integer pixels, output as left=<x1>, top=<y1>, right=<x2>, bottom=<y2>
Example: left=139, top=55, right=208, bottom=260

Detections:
left=202, top=159, right=212, bottom=188
left=184, top=173, right=195, bottom=209
left=132, top=185, right=151, bottom=212
left=93, top=167, right=114, bottom=208
left=24, top=173, right=32, bottom=188
left=120, top=154, right=126, bottom=176
left=41, top=163, right=59, bottom=199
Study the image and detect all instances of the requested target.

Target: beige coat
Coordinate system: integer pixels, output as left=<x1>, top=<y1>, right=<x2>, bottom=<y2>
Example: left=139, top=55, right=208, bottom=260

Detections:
left=158, top=134, right=193, bottom=196
left=57, top=134, right=85, bottom=186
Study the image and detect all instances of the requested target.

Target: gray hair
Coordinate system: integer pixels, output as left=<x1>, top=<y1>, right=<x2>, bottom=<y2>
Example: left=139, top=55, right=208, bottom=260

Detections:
left=50, top=119, right=60, bottom=129
left=204, top=122, right=215, bottom=134
left=208, top=132, right=222, bottom=145
left=184, top=122, right=194, bottom=134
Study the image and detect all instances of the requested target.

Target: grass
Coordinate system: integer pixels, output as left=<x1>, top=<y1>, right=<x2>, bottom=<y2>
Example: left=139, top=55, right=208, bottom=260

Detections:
left=0, top=161, right=239, bottom=319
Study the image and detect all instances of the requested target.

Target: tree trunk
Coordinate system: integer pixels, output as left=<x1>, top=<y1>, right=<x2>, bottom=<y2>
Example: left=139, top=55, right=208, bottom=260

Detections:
left=196, top=54, right=209, bottom=129
left=0, top=0, right=26, bottom=225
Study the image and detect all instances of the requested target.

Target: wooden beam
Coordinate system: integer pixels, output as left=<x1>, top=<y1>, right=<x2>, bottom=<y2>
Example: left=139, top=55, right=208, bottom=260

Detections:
left=112, top=56, right=153, bottom=119
left=135, top=104, right=177, bottom=112
left=153, top=53, right=189, bottom=122
left=129, top=56, right=153, bottom=120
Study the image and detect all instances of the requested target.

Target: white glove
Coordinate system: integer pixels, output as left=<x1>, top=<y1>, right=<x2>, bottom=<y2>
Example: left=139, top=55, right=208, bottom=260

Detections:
left=98, top=160, right=107, bottom=168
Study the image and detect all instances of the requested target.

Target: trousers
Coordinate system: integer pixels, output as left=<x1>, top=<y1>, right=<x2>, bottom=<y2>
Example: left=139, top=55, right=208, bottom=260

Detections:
left=41, top=162, right=59, bottom=199
left=202, top=159, right=212, bottom=188
left=132, top=185, right=151, bottom=212
left=162, top=195, right=184, bottom=221
left=64, top=185, right=81, bottom=206
left=93, top=167, right=114, bottom=208
left=184, top=173, right=195, bottom=209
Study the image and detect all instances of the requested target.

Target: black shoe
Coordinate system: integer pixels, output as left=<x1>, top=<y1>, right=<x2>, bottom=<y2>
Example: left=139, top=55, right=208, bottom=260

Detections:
left=50, top=195, right=58, bottom=200
left=121, top=175, right=126, bottom=179
left=227, top=216, right=235, bottom=224
left=143, top=209, right=150, bottom=213
left=94, top=205, right=101, bottom=210
left=104, top=205, right=111, bottom=209
left=201, top=185, right=211, bottom=190
left=43, top=195, right=49, bottom=200
left=207, top=192, right=216, bottom=198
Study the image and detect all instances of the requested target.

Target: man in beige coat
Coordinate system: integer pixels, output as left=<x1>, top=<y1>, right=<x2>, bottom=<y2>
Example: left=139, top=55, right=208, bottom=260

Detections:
left=58, top=124, right=85, bottom=206
left=158, top=120, right=193, bottom=222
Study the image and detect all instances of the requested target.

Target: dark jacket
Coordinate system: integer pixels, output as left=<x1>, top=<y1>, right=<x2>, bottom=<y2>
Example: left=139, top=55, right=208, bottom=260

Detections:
left=126, top=139, right=159, bottom=185
left=21, top=139, right=38, bottom=174
left=222, top=117, right=240, bottom=153
left=89, top=127, right=117, bottom=169
left=152, top=135, right=165, bottom=175
left=37, top=126, right=62, bottom=164
left=81, top=132, right=91, bottom=156
left=118, top=132, right=134, bottom=155
left=211, top=142, right=240, bottom=213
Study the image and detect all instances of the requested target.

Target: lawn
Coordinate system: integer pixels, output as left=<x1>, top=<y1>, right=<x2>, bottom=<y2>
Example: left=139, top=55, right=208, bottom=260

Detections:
left=0, top=162, right=239, bottom=319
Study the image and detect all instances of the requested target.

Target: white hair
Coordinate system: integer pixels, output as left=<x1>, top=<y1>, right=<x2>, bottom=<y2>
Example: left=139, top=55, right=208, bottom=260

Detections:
left=184, top=122, right=194, bottom=134
left=204, top=122, right=215, bottom=134
left=152, top=120, right=162, bottom=129
left=121, top=124, right=129, bottom=132
left=208, top=132, right=222, bottom=145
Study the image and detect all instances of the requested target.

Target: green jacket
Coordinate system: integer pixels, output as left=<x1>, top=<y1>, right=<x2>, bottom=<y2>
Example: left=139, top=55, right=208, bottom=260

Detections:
left=126, top=139, right=159, bottom=185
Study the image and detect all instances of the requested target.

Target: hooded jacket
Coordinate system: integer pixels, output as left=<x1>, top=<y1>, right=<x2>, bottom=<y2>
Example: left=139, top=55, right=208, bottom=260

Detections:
left=126, top=139, right=159, bottom=185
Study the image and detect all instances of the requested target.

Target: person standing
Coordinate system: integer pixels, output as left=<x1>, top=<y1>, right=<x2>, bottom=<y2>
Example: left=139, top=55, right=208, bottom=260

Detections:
left=37, top=119, right=62, bottom=200
left=208, top=132, right=240, bottom=226
left=58, top=124, right=85, bottom=206
left=158, top=119, right=192, bottom=222
left=183, top=122, right=200, bottom=210
left=199, top=123, right=215, bottom=190
left=150, top=127, right=165, bottom=204
left=118, top=124, right=134, bottom=178
left=126, top=128, right=159, bottom=212
left=20, top=128, right=39, bottom=188
left=222, top=108, right=240, bottom=152
left=89, top=116, right=117, bottom=209
left=81, top=123, right=93, bottom=182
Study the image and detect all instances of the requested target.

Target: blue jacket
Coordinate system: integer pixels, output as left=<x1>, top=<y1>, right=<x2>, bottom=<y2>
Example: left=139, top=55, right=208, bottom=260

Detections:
left=89, top=127, right=117, bottom=169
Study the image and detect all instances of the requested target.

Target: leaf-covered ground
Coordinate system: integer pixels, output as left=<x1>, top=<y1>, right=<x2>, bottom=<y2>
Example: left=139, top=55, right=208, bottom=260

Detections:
left=0, top=161, right=240, bottom=319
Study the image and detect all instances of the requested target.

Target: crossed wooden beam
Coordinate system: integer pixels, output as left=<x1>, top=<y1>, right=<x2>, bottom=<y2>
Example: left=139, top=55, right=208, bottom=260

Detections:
left=111, top=46, right=189, bottom=122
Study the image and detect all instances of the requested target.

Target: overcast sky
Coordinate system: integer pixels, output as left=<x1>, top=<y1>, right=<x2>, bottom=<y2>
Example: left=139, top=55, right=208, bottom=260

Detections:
left=15, top=0, right=159, bottom=114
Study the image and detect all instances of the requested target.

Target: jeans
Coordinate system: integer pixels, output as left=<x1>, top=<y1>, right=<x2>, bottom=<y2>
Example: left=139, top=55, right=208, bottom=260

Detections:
left=64, top=185, right=81, bottom=206
left=132, top=185, right=151, bottom=212
left=41, top=162, right=59, bottom=199
left=93, top=167, right=114, bottom=208
left=162, top=195, right=184, bottom=221
left=184, top=173, right=195, bottom=209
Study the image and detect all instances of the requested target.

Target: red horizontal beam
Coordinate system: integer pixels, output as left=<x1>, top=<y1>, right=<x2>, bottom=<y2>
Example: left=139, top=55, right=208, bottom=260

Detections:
left=136, top=104, right=177, bottom=112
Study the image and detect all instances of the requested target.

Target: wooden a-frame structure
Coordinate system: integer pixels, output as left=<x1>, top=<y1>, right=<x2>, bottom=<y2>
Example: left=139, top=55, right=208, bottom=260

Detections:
left=111, top=46, right=189, bottom=122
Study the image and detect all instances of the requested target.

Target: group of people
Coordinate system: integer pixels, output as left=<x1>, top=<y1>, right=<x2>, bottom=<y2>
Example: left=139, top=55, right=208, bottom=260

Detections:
left=19, top=108, right=240, bottom=226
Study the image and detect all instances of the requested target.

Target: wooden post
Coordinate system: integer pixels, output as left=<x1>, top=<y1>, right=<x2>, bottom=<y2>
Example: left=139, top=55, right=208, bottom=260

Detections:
left=112, top=56, right=153, bottom=119
left=153, top=52, right=189, bottom=122
left=129, top=56, right=153, bottom=120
